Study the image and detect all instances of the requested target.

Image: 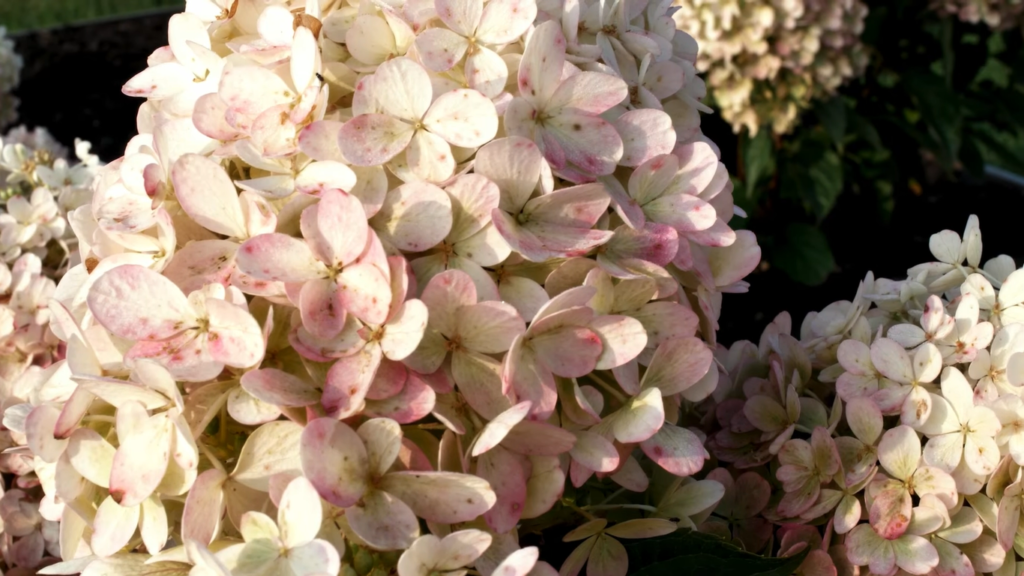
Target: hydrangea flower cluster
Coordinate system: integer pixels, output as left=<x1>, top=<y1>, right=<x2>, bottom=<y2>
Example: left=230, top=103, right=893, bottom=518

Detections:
left=669, top=0, right=870, bottom=135
left=698, top=215, right=1024, bottom=575
left=932, top=0, right=1024, bottom=29
left=0, top=126, right=99, bottom=573
left=3, top=1, right=761, bottom=574
left=0, top=27, right=22, bottom=130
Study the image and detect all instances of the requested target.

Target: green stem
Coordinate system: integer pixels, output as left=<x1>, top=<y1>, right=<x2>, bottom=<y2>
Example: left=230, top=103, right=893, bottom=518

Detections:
left=585, top=374, right=628, bottom=403
left=582, top=504, right=659, bottom=513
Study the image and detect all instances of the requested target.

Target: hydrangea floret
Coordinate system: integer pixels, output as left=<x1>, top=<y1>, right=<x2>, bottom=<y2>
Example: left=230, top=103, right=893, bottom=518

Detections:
left=0, top=0, right=762, bottom=574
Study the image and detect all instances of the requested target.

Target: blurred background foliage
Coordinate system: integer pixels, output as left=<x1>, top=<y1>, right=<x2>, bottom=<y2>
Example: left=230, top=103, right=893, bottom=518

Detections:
left=1, top=0, right=182, bottom=32
left=716, top=0, right=1024, bottom=288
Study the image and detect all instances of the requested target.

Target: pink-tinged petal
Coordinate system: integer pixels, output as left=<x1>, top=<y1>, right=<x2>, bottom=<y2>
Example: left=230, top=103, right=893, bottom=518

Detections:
left=109, top=404, right=172, bottom=507
left=570, top=430, right=619, bottom=472
left=475, top=136, right=545, bottom=214
left=278, top=477, right=324, bottom=549
left=380, top=471, right=497, bottom=523
left=961, top=534, right=1003, bottom=573
left=415, top=28, right=470, bottom=72
left=323, top=344, right=383, bottom=418
left=457, top=301, right=525, bottom=354
left=250, top=104, right=299, bottom=158
left=422, top=269, right=478, bottom=336
left=336, top=261, right=393, bottom=326
left=172, top=154, right=246, bottom=238
left=492, top=547, right=540, bottom=576
left=931, top=538, right=973, bottom=576
left=878, top=425, right=921, bottom=482
left=164, top=239, right=238, bottom=291
left=633, top=301, right=700, bottom=353
left=87, top=265, right=193, bottom=341
left=219, top=64, right=296, bottom=120
left=25, top=404, right=68, bottom=464
left=530, top=326, right=602, bottom=378
left=612, top=387, right=664, bottom=444
left=446, top=173, right=501, bottom=242
left=241, top=368, right=319, bottom=407
left=475, top=0, right=534, bottom=43
left=91, top=496, right=140, bottom=557
left=892, top=535, right=939, bottom=574
left=367, top=360, right=409, bottom=401
left=644, top=192, right=716, bottom=234
left=708, top=229, right=761, bottom=287
left=603, top=223, right=678, bottom=267
left=545, top=113, right=623, bottom=176
left=478, top=446, right=527, bottom=533
left=338, top=114, right=416, bottom=166
left=193, top=93, right=241, bottom=141
left=922, top=433, right=964, bottom=474
left=502, top=421, right=577, bottom=456
left=182, top=468, right=227, bottom=546
left=518, top=21, right=565, bottom=108
left=963, top=432, right=999, bottom=476
left=300, top=278, right=347, bottom=340
left=423, top=89, right=499, bottom=148
left=298, top=120, right=347, bottom=162
left=614, top=109, right=676, bottom=167
left=364, top=371, right=437, bottom=423
left=641, top=423, right=708, bottom=477
left=300, top=418, right=370, bottom=508
left=309, top=189, right=369, bottom=267
left=641, top=337, right=712, bottom=396
left=869, top=481, right=912, bottom=539
left=473, top=401, right=532, bottom=457
left=372, top=181, right=453, bottom=252
left=368, top=57, right=433, bottom=120
left=524, top=183, right=609, bottom=228
left=871, top=338, right=913, bottom=384
left=547, top=72, right=628, bottom=115
left=404, top=129, right=457, bottom=182
left=206, top=298, right=264, bottom=368
left=452, top=350, right=515, bottom=420
left=585, top=535, right=627, bottom=576
left=348, top=488, right=421, bottom=550
left=123, top=62, right=194, bottom=99
left=381, top=300, right=429, bottom=360
left=435, top=0, right=481, bottom=36
left=237, top=233, right=326, bottom=282
left=589, top=315, right=647, bottom=370
left=846, top=524, right=895, bottom=575
left=465, top=47, right=508, bottom=99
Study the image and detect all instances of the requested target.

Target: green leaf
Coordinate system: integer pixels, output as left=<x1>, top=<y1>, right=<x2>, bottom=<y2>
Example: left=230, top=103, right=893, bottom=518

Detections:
left=772, top=224, right=836, bottom=286
left=742, top=128, right=775, bottom=202
left=624, top=531, right=808, bottom=576
left=902, top=68, right=963, bottom=171
left=815, top=97, right=848, bottom=147
left=780, top=134, right=843, bottom=221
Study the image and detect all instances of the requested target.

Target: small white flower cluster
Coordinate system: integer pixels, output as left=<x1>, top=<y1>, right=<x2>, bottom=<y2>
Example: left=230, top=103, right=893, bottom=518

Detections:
left=671, top=0, right=870, bottom=135
left=933, top=0, right=1024, bottom=29
left=0, top=27, right=22, bottom=130
left=0, top=128, right=98, bottom=572
left=700, top=215, right=1024, bottom=575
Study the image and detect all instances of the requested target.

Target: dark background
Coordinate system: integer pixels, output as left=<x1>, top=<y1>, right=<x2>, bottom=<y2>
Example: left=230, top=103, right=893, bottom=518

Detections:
left=10, top=11, right=1024, bottom=346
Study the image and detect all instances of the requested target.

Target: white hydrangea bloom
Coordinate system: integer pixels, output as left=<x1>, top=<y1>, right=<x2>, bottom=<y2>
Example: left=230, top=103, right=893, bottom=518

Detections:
left=671, top=0, right=869, bottom=134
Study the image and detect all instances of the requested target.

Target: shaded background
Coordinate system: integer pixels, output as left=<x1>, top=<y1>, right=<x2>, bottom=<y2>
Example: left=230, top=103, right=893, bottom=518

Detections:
left=7, top=5, right=1024, bottom=346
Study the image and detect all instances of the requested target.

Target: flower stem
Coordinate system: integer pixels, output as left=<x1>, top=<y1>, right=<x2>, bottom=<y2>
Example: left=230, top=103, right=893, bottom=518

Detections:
left=581, top=503, right=658, bottom=513
left=585, top=373, right=628, bottom=403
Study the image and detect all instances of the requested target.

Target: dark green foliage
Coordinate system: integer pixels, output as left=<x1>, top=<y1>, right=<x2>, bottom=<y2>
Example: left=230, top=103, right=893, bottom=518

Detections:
left=623, top=531, right=809, bottom=576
